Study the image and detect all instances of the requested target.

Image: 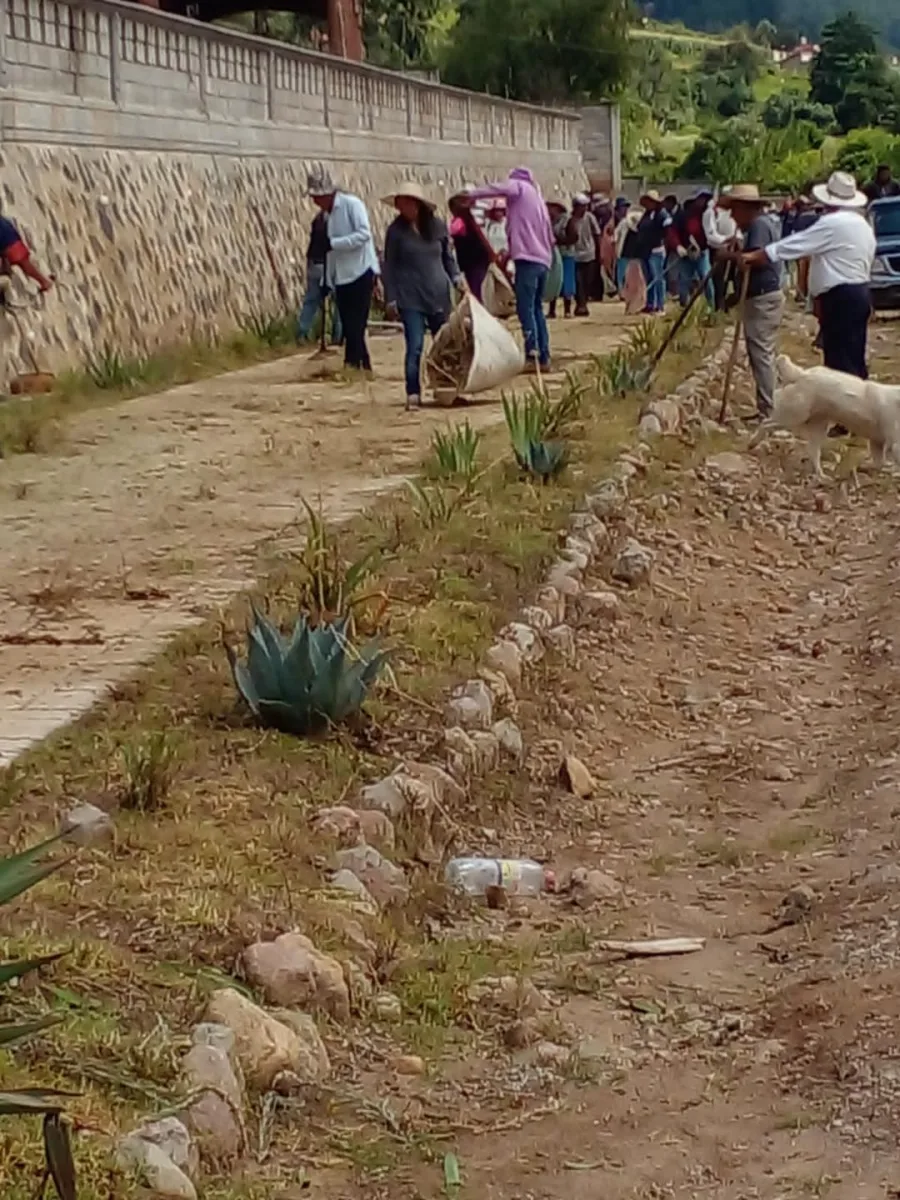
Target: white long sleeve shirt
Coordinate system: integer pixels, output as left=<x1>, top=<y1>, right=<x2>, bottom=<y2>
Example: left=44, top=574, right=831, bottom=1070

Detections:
left=703, top=203, right=737, bottom=249
left=764, top=208, right=875, bottom=297
left=326, top=192, right=380, bottom=288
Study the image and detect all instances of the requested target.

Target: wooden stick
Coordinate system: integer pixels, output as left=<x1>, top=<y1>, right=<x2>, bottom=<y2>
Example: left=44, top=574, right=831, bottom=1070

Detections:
left=717, top=266, right=751, bottom=424
left=651, top=261, right=717, bottom=370
left=596, top=937, right=706, bottom=958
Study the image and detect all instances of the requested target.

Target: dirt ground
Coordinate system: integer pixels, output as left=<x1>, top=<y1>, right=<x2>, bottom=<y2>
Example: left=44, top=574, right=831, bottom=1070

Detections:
left=0, top=308, right=635, bottom=755
left=313, top=316, right=900, bottom=1200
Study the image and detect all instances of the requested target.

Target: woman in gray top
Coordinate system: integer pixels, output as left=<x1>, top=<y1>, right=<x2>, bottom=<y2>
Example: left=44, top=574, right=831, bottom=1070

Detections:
left=383, top=182, right=463, bottom=410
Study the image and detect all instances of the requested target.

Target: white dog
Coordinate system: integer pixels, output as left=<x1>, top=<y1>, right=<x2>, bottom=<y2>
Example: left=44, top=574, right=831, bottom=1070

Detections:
left=749, top=355, right=900, bottom=478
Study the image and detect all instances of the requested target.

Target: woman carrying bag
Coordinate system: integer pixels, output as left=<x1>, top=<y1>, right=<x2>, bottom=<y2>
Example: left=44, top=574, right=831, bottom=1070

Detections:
left=383, top=182, right=464, bottom=411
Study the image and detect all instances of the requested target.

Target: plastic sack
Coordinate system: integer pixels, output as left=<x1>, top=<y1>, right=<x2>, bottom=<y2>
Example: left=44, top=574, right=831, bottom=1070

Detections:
left=623, top=259, right=647, bottom=315
left=481, top=263, right=516, bottom=320
left=426, top=294, right=524, bottom=398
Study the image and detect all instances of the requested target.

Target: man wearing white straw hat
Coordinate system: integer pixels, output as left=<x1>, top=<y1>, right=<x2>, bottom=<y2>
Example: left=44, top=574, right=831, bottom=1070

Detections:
left=742, top=171, right=875, bottom=382
left=382, top=181, right=463, bottom=410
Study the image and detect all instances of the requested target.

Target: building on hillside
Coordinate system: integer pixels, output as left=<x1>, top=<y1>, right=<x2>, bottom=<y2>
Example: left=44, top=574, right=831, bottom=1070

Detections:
left=134, top=0, right=365, bottom=60
left=772, top=37, right=820, bottom=73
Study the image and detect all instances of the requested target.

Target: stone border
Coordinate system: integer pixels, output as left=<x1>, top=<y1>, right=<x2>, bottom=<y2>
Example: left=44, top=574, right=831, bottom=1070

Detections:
left=103, top=337, right=735, bottom=1193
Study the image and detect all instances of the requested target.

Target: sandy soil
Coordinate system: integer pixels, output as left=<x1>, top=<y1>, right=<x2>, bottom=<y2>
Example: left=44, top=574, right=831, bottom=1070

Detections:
left=0, top=307, right=635, bottom=754
left=326, top=318, right=900, bottom=1200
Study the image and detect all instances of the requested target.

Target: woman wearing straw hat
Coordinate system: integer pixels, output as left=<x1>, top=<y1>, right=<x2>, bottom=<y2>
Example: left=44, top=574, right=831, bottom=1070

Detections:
left=742, top=171, right=876, bottom=382
left=382, top=181, right=463, bottom=411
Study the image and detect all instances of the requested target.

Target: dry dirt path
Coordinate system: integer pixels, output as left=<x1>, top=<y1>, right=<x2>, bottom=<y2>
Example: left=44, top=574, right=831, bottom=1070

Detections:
left=0, top=308, right=635, bottom=765
left=346, top=322, right=900, bottom=1200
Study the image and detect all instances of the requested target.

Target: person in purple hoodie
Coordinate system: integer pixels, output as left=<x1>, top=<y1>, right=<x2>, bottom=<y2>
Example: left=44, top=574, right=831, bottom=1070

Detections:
left=468, top=167, right=555, bottom=370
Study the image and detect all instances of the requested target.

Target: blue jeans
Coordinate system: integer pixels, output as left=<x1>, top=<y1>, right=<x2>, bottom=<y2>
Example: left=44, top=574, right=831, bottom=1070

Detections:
left=642, top=253, right=665, bottom=313
left=399, top=308, right=446, bottom=397
left=615, top=257, right=628, bottom=295
left=514, top=259, right=550, bottom=365
left=296, top=261, right=343, bottom=343
left=678, top=250, right=714, bottom=308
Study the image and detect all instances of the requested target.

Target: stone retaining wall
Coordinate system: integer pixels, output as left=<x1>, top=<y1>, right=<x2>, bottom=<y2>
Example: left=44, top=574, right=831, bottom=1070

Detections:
left=0, top=0, right=593, bottom=382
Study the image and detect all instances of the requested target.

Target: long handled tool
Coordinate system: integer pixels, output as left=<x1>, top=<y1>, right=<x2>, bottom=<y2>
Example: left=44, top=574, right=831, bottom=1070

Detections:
left=649, top=261, right=717, bottom=372
left=717, top=266, right=751, bottom=424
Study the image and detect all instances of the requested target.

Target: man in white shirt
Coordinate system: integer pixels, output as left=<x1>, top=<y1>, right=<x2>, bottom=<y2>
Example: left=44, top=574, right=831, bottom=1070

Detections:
left=703, top=192, right=738, bottom=311
left=308, top=168, right=380, bottom=373
left=743, top=171, right=875, bottom=381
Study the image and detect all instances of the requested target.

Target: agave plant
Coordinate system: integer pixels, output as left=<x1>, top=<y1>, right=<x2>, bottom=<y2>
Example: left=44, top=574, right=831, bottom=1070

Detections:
left=430, top=421, right=481, bottom=481
left=1, top=837, right=77, bottom=1199
left=593, top=348, right=652, bottom=397
left=515, top=439, right=568, bottom=482
left=226, top=605, right=389, bottom=735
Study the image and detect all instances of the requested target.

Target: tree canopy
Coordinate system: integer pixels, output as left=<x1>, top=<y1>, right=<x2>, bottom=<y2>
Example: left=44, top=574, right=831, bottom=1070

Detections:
left=810, top=13, right=900, bottom=132
left=643, top=0, right=900, bottom=46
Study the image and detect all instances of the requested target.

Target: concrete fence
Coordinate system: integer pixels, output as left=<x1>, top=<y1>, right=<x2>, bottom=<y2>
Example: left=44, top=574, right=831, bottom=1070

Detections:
left=0, top=0, right=578, bottom=153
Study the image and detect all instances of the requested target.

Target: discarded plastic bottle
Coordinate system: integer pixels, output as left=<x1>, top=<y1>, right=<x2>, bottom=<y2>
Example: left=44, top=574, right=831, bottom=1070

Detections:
left=444, top=857, right=551, bottom=898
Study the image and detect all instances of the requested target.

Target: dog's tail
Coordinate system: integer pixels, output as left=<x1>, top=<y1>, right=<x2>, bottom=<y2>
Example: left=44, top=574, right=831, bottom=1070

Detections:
left=776, top=354, right=805, bottom=385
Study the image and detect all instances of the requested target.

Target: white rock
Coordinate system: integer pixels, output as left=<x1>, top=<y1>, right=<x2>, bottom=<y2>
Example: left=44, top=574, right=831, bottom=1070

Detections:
left=560, top=755, right=595, bottom=798
left=334, top=844, right=409, bottom=906
left=485, top=639, right=524, bottom=688
left=181, top=1041, right=244, bottom=1163
left=268, top=1009, right=331, bottom=1083
left=493, top=718, right=524, bottom=764
left=61, top=801, right=113, bottom=846
left=561, top=546, right=589, bottom=571
left=470, top=730, right=500, bottom=774
left=311, top=806, right=362, bottom=847
left=446, top=678, right=493, bottom=731
left=611, top=537, right=654, bottom=586
left=128, top=1118, right=198, bottom=1182
left=242, top=931, right=350, bottom=1022
left=445, top=726, right=478, bottom=780
left=116, top=1137, right=197, bottom=1199
left=546, top=624, right=576, bottom=661
left=499, top=622, right=544, bottom=664
left=580, top=590, right=621, bottom=621
left=586, top=479, right=625, bottom=517
left=639, top=413, right=663, bottom=437
left=373, top=992, right=403, bottom=1022
left=568, top=867, right=621, bottom=907
left=520, top=604, right=553, bottom=633
left=328, top=868, right=378, bottom=912
left=706, top=450, right=755, bottom=478
left=358, top=775, right=406, bottom=818
left=566, top=532, right=596, bottom=558
left=535, top=584, right=565, bottom=624
left=355, top=809, right=395, bottom=849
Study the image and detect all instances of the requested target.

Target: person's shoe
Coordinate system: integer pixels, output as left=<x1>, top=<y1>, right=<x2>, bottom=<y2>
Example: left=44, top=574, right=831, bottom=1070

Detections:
left=405, top=393, right=422, bottom=411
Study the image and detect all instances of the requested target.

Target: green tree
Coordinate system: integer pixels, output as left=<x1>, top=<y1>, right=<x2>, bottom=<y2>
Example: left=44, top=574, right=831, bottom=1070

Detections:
left=364, top=0, right=457, bottom=68
left=761, top=91, right=834, bottom=131
left=441, top=0, right=632, bottom=103
left=834, top=127, right=900, bottom=180
left=809, top=12, right=900, bottom=132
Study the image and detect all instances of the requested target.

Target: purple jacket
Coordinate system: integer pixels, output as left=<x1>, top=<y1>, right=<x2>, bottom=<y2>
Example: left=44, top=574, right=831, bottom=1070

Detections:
left=469, top=168, right=554, bottom=268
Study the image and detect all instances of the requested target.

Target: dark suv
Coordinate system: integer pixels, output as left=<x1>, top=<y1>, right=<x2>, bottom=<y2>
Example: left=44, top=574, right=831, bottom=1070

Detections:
left=870, top=196, right=900, bottom=310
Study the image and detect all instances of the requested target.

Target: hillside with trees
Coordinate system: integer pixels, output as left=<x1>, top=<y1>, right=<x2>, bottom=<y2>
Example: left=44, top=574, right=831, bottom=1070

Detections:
left=644, top=0, right=900, bottom=47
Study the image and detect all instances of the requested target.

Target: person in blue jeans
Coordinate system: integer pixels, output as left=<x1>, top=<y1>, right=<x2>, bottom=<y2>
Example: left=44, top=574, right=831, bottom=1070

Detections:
left=636, top=190, right=672, bottom=314
left=382, top=181, right=462, bottom=410
left=468, top=167, right=556, bottom=369
left=296, top=210, right=343, bottom=344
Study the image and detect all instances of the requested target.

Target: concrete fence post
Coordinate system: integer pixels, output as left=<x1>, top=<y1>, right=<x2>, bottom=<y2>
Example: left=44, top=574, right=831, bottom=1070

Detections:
left=265, top=47, right=274, bottom=121
left=405, top=78, right=412, bottom=136
left=109, top=10, right=121, bottom=105
left=197, top=32, right=208, bottom=115
left=465, top=94, right=471, bottom=143
left=0, top=0, right=8, bottom=89
left=321, top=61, right=330, bottom=127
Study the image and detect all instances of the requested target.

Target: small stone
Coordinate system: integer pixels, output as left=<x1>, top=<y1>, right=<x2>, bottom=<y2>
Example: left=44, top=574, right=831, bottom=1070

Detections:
left=561, top=546, right=589, bottom=571
left=205, top=988, right=313, bottom=1091
left=181, top=1041, right=242, bottom=1111
left=485, top=639, right=524, bottom=688
left=536, top=1040, right=571, bottom=1069
left=394, top=1054, right=425, bottom=1076
left=568, top=867, right=621, bottom=907
left=586, top=479, right=626, bottom=517
left=342, top=958, right=374, bottom=1009
left=268, top=1010, right=331, bottom=1082
left=60, top=801, right=113, bottom=846
left=373, top=992, right=403, bottom=1022
left=566, top=532, right=596, bottom=558
left=446, top=679, right=493, bottom=731
left=498, top=622, right=544, bottom=664
left=358, top=775, right=406, bottom=818
left=778, top=883, right=817, bottom=926
left=334, top=844, right=409, bottom=907
left=116, top=1138, right=197, bottom=1199
left=471, top=730, right=500, bottom=774
left=611, top=537, right=654, bottom=586
left=328, top=869, right=378, bottom=912
left=477, top=666, right=517, bottom=715
left=535, top=584, right=565, bottom=624
left=128, top=1118, right=198, bottom=1183
left=705, top=451, right=754, bottom=478
left=581, top=591, right=621, bottom=626
left=180, top=1040, right=244, bottom=1164
left=493, top=718, right=524, bottom=764
left=546, top=624, right=576, bottom=661
left=550, top=571, right=583, bottom=603
left=472, top=975, right=547, bottom=1016
left=520, top=604, right=553, bottom=633
left=241, top=931, right=350, bottom=1022
left=639, top=412, right=663, bottom=437
left=355, top=809, right=395, bottom=850
left=762, top=763, right=794, bottom=782
left=445, top=726, right=478, bottom=780
left=311, top=806, right=362, bottom=848
left=559, top=755, right=595, bottom=798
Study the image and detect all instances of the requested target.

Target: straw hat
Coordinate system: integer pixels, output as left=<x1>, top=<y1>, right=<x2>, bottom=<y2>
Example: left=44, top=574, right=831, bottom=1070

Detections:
left=811, top=171, right=867, bottom=210
left=382, top=180, right=437, bottom=210
left=640, top=189, right=662, bottom=204
left=307, top=167, right=337, bottom=197
left=720, top=183, right=768, bottom=208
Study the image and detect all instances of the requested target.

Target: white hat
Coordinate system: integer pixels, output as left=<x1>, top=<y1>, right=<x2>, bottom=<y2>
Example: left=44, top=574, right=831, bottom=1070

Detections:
left=811, top=171, right=867, bottom=210
left=382, top=180, right=437, bottom=210
left=573, top=192, right=590, bottom=206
